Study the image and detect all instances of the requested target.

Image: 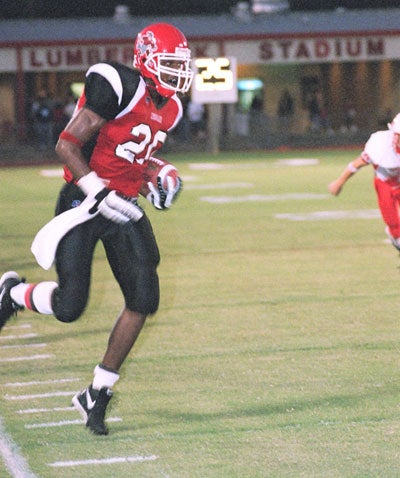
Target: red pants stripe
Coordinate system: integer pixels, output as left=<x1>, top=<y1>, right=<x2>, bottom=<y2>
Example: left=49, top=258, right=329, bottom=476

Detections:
left=374, top=177, right=400, bottom=238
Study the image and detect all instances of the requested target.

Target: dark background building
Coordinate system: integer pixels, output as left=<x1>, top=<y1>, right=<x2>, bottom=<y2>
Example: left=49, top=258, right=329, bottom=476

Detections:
left=1, top=1, right=400, bottom=152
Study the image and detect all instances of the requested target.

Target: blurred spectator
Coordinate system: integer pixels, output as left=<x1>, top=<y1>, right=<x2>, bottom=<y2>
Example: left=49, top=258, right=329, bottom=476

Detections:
left=320, top=104, right=334, bottom=136
left=249, top=92, right=267, bottom=145
left=31, top=90, right=54, bottom=150
left=378, top=108, right=393, bottom=130
left=306, top=90, right=322, bottom=132
left=53, top=100, right=68, bottom=143
left=63, top=93, right=77, bottom=121
left=187, top=100, right=206, bottom=139
left=277, top=89, right=294, bottom=131
left=172, top=95, right=190, bottom=142
left=0, top=113, right=13, bottom=143
left=340, top=102, right=358, bottom=133
left=250, top=94, right=263, bottom=112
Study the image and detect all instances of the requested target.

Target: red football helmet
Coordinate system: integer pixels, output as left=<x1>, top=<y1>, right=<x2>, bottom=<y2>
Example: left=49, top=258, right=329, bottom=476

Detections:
left=133, top=23, right=193, bottom=98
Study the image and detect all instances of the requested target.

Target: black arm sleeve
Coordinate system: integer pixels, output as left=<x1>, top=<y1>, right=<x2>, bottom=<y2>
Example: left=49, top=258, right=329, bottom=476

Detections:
left=84, top=72, right=121, bottom=121
left=83, top=62, right=142, bottom=121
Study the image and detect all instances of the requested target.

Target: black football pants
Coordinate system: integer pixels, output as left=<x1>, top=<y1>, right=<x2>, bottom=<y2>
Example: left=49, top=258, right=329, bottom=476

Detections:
left=51, top=183, right=160, bottom=323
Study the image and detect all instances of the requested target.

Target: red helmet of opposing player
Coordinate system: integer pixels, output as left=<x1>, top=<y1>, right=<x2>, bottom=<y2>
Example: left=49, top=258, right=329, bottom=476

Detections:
left=133, top=23, right=193, bottom=98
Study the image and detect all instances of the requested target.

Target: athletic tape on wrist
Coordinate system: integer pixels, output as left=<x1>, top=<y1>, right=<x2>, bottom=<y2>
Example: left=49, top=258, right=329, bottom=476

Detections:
left=77, top=171, right=105, bottom=196
left=347, top=162, right=358, bottom=173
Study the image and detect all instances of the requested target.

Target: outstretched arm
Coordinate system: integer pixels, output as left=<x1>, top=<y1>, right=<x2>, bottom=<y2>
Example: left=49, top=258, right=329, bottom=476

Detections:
left=328, top=155, right=368, bottom=196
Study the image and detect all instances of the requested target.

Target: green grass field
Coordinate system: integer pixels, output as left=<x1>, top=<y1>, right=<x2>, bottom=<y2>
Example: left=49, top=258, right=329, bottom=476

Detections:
left=0, top=148, right=399, bottom=477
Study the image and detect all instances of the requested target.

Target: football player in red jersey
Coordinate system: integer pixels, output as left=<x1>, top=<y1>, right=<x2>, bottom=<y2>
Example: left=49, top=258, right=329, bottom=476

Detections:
left=0, top=23, right=193, bottom=435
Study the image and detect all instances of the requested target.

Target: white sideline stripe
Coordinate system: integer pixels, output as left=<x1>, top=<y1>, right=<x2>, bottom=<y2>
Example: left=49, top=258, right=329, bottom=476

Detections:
left=4, top=377, right=79, bottom=387
left=189, top=159, right=319, bottom=171
left=185, top=182, right=253, bottom=190
left=0, top=416, right=37, bottom=477
left=17, top=407, right=74, bottom=414
left=0, top=333, right=38, bottom=340
left=275, top=209, right=381, bottom=221
left=4, top=324, right=31, bottom=330
left=201, top=193, right=328, bottom=204
left=25, top=417, right=122, bottom=429
left=40, top=169, right=63, bottom=177
left=275, top=158, right=319, bottom=166
left=0, top=354, right=53, bottom=363
left=189, top=162, right=272, bottom=170
left=180, top=175, right=198, bottom=182
left=189, top=162, right=226, bottom=170
left=0, top=343, right=46, bottom=350
left=49, top=454, right=158, bottom=467
left=5, top=391, right=75, bottom=401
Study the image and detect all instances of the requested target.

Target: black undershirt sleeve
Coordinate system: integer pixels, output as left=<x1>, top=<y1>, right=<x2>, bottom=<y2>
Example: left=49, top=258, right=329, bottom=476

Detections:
left=84, top=72, right=121, bottom=121
left=79, top=63, right=142, bottom=161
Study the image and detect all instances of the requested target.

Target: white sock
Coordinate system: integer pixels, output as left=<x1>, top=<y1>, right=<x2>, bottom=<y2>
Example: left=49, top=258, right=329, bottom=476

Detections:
left=31, top=282, right=57, bottom=314
left=10, top=281, right=57, bottom=314
left=92, top=365, right=119, bottom=390
left=9, top=282, right=29, bottom=306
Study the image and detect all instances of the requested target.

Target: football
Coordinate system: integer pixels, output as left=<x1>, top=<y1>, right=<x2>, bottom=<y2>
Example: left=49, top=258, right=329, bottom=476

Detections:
left=139, top=156, right=180, bottom=198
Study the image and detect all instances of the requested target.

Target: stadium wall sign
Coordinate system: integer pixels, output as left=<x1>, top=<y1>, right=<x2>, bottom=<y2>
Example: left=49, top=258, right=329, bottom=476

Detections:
left=21, top=44, right=133, bottom=72
left=20, top=37, right=387, bottom=71
left=224, top=36, right=387, bottom=64
left=0, top=32, right=397, bottom=73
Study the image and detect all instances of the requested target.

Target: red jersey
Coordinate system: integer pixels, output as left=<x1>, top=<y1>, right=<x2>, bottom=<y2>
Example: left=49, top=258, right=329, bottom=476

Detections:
left=63, top=61, right=182, bottom=197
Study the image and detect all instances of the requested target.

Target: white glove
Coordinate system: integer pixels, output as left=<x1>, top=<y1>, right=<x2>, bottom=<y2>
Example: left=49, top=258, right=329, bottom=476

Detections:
left=147, top=175, right=182, bottom=210
left=78, top=171, right=143, bottom=224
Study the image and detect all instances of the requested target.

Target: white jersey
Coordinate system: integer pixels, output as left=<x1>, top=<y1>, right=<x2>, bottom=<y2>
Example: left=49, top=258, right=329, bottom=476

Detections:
left=363, top=130, right=400, bottom=182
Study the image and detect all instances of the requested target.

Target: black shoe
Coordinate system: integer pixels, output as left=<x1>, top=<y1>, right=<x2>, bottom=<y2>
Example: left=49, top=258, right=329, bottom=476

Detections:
left=0, top=271, right=24, bottom=332
left=72, top=385, right=113, bottom=435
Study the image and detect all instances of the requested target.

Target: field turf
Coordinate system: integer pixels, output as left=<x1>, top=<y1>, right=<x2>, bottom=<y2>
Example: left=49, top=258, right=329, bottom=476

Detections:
left=0, top=149, right=399, bottom=477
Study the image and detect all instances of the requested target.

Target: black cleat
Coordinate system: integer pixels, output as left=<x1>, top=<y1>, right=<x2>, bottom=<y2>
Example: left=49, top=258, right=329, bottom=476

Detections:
left=0, top=271, right=24, bottom=332
left=72, top=385, right=113, bottom=435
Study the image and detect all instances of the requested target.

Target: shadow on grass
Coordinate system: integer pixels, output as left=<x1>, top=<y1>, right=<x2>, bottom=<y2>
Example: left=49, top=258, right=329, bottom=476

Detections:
left=113, top=385, right=398, bottom=435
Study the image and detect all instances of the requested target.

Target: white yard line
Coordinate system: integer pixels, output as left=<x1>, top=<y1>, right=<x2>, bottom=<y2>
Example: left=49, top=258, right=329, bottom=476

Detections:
left=0, top=343, right=46, bottom=350
left=0, top=417, right=37, bottom=478
left=185, top=182, right=254, bottom=190
left=49, top=454, right=157, bottom=467
left=0, top=334, right=38, bottom=340
left=201, top=192, right=329, bottom=204
left=4, top=378, right=79, bottom=388
left=5, top=391, right=75, bottom=401
left=40, top=169, right=63, bottom=177
left=25, top=417, right=122, bottom=429
left=17, top=407, right=74, bottom=414
left=4, top=324, right=31, bottom=330
left=0, top=320, right=143, bottom=476
left=0, top=354, right=53, bottom=363
left=275, top=209, right=380, bottom=221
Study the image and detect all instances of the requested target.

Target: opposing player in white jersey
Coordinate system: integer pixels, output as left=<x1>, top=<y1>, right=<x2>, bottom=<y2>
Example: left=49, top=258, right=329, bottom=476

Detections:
left=0, top=23, right=193, bottom=435
left=329, top=113, right=400, bottom=251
